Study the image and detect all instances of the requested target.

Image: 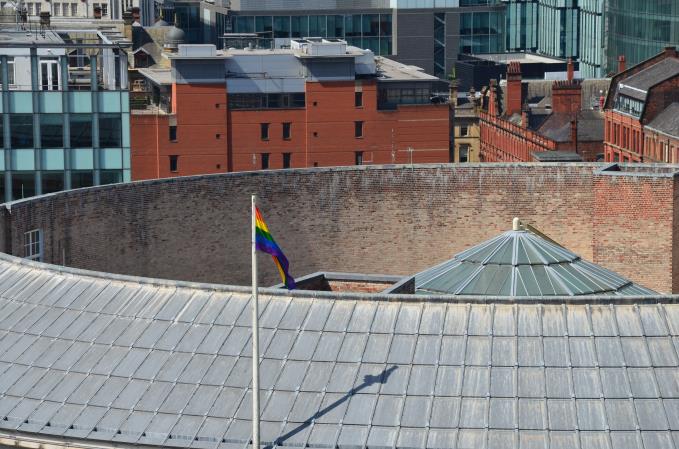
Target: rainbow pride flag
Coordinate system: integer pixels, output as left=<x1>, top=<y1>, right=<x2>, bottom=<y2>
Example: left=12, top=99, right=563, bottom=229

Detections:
left=255, top=207, right=296, bottom=290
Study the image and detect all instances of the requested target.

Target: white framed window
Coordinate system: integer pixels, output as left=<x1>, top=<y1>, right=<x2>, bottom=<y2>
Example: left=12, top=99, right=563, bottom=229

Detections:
left=101, top=2, right=107, bottom=15
left=27, top=3, right=33, bottom=15
left=53, top=3, right=60, bottom=15
left=1, top=57, right=16, bottom=88
left=34, top=2, right=41, bottom=13
left=62, top=3, right=69, bottom=15
left=24, top=229, right=42, bottom=261
left=71, top=3, right=77, bottom=16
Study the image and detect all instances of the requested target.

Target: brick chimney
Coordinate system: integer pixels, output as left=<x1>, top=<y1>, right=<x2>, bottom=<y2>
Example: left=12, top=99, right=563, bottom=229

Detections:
left=567, top=58, right=574, bottom=81
left=488, top=80, right=499, bottom=117
left=570, top=119, right=578, bottom=150
left=552, top=79, right=582, bottom=116
left=617, top=55, right=626, bottom=73
left=506, top=61, right=522, bottom=116
left=521, top=107, right=529, bottom=129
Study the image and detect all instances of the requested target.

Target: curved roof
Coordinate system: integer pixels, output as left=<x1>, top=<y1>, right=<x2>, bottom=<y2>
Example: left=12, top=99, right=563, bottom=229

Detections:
left=415, top=230, right=656, bottom=296
left=0, top=254, right=677, bottom=449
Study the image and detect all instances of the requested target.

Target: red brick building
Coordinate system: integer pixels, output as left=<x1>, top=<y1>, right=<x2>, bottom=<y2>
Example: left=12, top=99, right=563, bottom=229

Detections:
left=131, top=40, right=450, bottom=180
left=604, top=47, right=679, bottom=163
left=479, top=60, right=605, bottom=162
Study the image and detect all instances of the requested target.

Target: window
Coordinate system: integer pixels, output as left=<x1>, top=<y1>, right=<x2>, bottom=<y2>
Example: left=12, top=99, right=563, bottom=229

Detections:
left=355, top=151, right=363, bottom=165
left=70, top=114, right=92, bottom=148
left=6, top=57, right=14, bottom=86
left=282, top=122, right=291, bottom=140
left=71, top=171, right=93, bottom=189
left=24, top=229, right=42, bottom=261
left=12, top=173, right=35, bottom=200
left=40, top=58, right=60, bottom=91
left=355, top=91, right=363, bottom=107
left=101, top=2, right=107, bottom=15
left=27, top=2, right=33, bottom=15
left=283, top=152, right=291, bottom=169
left=40, top=114, right=64, bottom=148
left=260, top=123, right=269, bottom=140
left=34, top=2, right=40, bottom=13
left=460, top=126, right=469, bottom=137
left=459, top=144, right=470, bottom=162
left=71, top=3, right=77, bottom=16
left=62, top=3, right=69, bottom=16
left=10, top=114, right=33, bottom=149
left=41, top=172, right=64, bottom=194
left=169, top=125, right=177, bottom=141
left=98, top=114, right=122, bottom=147
left=169, top=155, right=178, bottom=172
left=100, top=170, right=122, bottom=185
left=53, top=3, right=60, bottom=15
left=261, top=153, right=269, bottom=169
left=355, top=121, right=363, bottom=138
left=227, top=93, right=305, bottom=110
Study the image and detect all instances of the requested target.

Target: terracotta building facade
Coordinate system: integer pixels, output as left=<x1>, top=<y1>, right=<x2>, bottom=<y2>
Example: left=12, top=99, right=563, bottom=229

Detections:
left=479, top=60, right=605, bottom=163
left=604, top=48, right=679, bottom=163
left=131, top=40, right=450, bottom=180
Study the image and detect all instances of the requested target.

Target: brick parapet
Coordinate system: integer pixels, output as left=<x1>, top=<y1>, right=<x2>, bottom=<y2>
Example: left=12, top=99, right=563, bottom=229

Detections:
left=2, top=163, right=678, bottom=293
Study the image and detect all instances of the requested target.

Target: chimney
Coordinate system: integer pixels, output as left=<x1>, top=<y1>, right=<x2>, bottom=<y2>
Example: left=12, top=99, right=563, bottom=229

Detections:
left=617, top=55, right=626, bottom=73
left=488, top=80, right=499, bottom=117
left=506, top=61, right=522, bottom=116
left=570, top=119, right=578, bottom=150
left=552, top=79, right=582, bottom=116
left=449, top=79, right=459, bottom=107
left=567, top=58, right=574, bottom=81
left=123, top=11, right=134, bottom=40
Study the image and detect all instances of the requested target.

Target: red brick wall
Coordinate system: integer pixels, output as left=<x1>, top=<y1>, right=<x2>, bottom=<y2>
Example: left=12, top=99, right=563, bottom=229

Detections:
left=4, top=164, right=678, bottom=293
left=479, top=111, right=556, bottom=162
left=593, top=172, right=676, bottom=293
left=604, top=110, right=644, bottom=162
left=131, top=80, right=450, bottom=179
left=552, top=82, right=582, bottom=116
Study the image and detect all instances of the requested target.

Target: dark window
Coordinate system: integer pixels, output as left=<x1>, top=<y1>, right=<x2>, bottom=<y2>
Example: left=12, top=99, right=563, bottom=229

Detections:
left=169, top=126, right=177, bottom=141
left=355, top=91, right=363, bottom=107
left=261, top=123, right=269, bottom=140
left=100, top=170, right=123, bottom=185
left=459, top=144, right=469, bottom=162
left=10, top=114, right=34, bottom=149
left=261, top=153, right=269, bottom=170
left=41, top=171, right=64, bottom=194
left=99, top=114, right=122, bottom=147
left=227, top=93, right=305, bottom=110
left=71, top=171, right=94, bottom=189
left=70, top=114, right=92, bottom=148
left=282, top=122, right=291, bottom=140
left=460, top=126, right=469, bottom=137
left=355, top=121, right=363, bottom=138
left=11, top=172, right=35, bottom=200
left=40, top=114, right=64, bottom=148
left=169, top=155, right=178, bottom=172
left=355, top=151, right=363, bottom=165
left=283, top=152, right=291, bottom=169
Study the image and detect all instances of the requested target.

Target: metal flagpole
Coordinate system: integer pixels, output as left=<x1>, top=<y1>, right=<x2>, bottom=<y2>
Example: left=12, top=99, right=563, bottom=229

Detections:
left=251, top=194, right=260, bottom=449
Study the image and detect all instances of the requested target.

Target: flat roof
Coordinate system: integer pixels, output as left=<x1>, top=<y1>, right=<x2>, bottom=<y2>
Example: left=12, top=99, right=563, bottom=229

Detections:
left=470, top=52, right=566, bottom=64
left=376, top=56, right=439, bottom=82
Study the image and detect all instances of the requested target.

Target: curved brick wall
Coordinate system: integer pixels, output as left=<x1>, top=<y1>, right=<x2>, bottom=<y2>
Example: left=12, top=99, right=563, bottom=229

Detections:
left=1, top=163, right=677, bottom=293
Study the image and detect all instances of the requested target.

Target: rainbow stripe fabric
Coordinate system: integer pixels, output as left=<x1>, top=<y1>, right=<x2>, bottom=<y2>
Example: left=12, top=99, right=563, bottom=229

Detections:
left=255, top=207, right=296, bottom=290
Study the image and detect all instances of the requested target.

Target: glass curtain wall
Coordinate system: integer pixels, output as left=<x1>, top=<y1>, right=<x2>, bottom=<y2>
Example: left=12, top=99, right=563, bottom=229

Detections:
left=459, top=10, right=505, bottom=54
left=536, top=0, right=578, bottom=59
left=607, top=0, right=679, bottom=71
left=221, top=13, right=393, bottom=55
left=579, top=0, right=604, bottom=77
left=505, top=0, right=538, bottom=52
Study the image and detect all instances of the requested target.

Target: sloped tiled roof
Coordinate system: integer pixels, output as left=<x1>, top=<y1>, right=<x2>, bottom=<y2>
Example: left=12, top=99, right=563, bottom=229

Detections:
left=0, top=252, right=672, bottom=449
left=618, top=58, right=679, bottom=101
left=646, top=103, right=679, bottom=139
left=415, top=229, right=656, bottom=296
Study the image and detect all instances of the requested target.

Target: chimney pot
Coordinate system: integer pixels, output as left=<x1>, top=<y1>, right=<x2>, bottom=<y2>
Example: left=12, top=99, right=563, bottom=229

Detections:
left=567, top=58, right=574, bottom=82
left=617, top=55, right=626, bottom=73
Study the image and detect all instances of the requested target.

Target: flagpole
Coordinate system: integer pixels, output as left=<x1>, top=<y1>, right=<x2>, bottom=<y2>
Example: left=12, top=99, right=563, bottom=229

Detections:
left=251, top=194, right=260, bottom=449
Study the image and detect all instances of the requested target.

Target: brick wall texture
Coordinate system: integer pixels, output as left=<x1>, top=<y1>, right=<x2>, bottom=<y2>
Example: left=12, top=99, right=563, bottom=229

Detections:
left=1, top=163, right=678, bottom=293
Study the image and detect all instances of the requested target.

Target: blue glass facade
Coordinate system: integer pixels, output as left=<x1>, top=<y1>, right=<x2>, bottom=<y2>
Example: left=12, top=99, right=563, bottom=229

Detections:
left=0, top=46, right=130, bottom=203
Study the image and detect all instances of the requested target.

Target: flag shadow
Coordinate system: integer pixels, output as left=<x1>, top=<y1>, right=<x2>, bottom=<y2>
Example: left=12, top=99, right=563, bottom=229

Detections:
left=265, top=365, right=399, bottom=448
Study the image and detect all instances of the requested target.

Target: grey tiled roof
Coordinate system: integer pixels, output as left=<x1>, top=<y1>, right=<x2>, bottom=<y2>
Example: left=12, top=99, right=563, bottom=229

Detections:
left=0, top=255, right=675, bottom=449
left=646, top=103, right=679, bottom=139
left=618, top=58, right=679, bottom=101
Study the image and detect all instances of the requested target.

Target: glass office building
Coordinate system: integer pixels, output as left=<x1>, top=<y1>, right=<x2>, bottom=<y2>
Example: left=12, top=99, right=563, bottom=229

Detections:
left=0, top=29, right=130, bottom=203
left=607, top=0, right=679, bottom=72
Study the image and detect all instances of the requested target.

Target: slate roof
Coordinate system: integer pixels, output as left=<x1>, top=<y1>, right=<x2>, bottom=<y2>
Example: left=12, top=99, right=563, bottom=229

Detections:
left=536, top=110, right=604, bottom=143
left=618, top=58, right=679, bottom=101
left=532, top=151, right=582, bottom=162
left=0, top=254, right=675, bottom=449
left=414, top=230, right=656, bottom=297
left=646, top=103, right=679, bottom=139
